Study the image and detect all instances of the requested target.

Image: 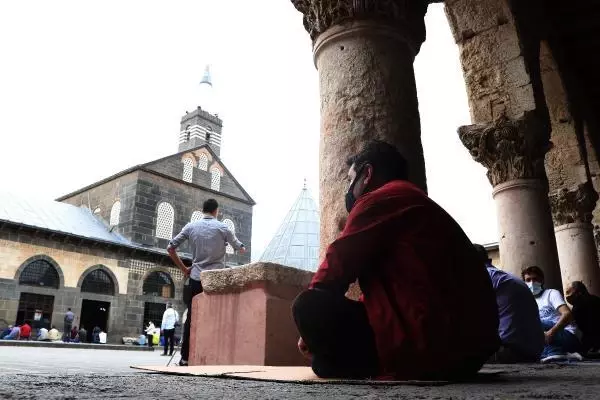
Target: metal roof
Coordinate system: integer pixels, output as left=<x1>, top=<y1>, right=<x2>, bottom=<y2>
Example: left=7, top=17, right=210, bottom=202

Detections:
left=0, top=190, right=129, bottom=245
left=259, top=183, right=320, bottom=272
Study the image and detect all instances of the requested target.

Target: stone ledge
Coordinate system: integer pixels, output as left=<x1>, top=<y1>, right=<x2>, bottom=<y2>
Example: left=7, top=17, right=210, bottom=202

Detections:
left=200, top=262, right=314, bottom=294
left=0, top=340, right=153, bottom=351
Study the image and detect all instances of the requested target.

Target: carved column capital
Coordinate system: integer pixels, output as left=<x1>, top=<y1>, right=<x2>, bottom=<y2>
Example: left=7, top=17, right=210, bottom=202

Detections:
left=549, top=182, right=599, bottom=226
left=291, top=0, right=429, bottom=47
left=458, top=113, right=552, bottom=186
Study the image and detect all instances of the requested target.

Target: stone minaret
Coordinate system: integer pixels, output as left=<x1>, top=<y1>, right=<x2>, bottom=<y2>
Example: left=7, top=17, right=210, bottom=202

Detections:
left=178, top=65, right=223, bottom=156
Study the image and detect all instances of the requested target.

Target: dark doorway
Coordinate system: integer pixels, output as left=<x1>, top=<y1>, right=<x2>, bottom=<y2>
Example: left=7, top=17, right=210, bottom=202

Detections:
left=80, top=299, right=110, bottom=342
left=143, top=302, right=166, bottom=331
left=16, top=292, right=54, bottom=329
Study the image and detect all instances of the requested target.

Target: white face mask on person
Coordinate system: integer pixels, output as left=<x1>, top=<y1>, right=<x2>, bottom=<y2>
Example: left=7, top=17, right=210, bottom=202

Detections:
left=527, top=281, right=543, bottom=296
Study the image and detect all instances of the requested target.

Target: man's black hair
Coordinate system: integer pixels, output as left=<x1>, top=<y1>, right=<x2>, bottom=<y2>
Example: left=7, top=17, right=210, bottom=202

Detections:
left=346, top=140, right=409, bottom=182
left=521, top=266, right=545, bottom=281
left=473, top=244, right=491, bottom=266
left=203, top=198, right=219, bottom=214
left=571, top=281, right=589, bottom=295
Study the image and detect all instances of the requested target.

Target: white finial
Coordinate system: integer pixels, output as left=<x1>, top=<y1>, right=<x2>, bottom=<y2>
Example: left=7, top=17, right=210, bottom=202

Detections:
left=303, top=178, right=307, bottom=189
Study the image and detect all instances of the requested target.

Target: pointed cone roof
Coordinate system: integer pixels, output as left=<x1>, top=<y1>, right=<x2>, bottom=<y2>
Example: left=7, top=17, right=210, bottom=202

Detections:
left=260, top=183, right=320, bottom=271
left=200, top=65, right=212, bottom=86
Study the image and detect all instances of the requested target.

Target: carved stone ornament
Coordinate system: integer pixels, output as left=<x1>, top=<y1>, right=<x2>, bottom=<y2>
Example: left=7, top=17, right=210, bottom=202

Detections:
left=549, top=182, right=599, bottom=226
left=291, top=0, right=429, bottom=43
left=458, top=113, right=552, bottom=186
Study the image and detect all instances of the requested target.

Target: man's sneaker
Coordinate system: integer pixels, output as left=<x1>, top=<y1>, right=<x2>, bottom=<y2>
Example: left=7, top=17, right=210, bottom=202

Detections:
left=177, top=359, right=188, bottom=366
left=567, top=352, right=583, bottom=361
left=541, top=353, right=568, bottom=363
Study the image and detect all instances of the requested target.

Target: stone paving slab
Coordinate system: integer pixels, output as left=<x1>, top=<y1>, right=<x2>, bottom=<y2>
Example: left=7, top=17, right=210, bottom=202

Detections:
left=0, top=339, right=153, bottom=351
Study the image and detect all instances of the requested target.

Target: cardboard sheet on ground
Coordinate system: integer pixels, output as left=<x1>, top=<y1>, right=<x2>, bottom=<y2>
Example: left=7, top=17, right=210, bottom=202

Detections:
left=131, top=365, right=505, bottom=385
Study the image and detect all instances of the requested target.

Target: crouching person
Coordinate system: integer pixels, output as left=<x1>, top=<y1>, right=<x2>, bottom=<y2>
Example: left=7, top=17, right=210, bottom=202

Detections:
left=292, top=141, right=499, bottom=380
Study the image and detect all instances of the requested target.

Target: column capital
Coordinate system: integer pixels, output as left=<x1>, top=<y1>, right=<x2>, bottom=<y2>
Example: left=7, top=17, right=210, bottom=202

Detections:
left=291, top=0, right=429, bottom=47
left=549, top=182, right=599, bottom=227
left=458, top=113, right=551, bottom=186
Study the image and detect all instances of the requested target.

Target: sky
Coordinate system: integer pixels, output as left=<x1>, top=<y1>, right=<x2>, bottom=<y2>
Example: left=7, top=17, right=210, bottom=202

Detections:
left=0, top=1, right=498, bottom=260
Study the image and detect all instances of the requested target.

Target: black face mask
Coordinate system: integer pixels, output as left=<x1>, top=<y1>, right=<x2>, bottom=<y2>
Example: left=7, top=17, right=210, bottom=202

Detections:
left=345, top=166, right=365, bottom=213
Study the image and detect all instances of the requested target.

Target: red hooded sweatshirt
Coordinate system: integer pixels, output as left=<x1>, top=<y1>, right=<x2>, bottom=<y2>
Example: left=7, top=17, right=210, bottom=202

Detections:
left=310, top=180, right=499, bottom=379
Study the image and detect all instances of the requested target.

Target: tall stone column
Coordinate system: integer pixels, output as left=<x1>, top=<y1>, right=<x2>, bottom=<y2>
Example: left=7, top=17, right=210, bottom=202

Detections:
left=459, top=113, right=562, bottom=290
left=291, top=0, right=430, bottom=252
left=549, top=183, right=600, bottom=295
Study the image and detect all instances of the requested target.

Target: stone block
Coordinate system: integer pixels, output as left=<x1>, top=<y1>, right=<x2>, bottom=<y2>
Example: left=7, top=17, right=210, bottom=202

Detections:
left=445, top=0, right=512, bottom=44
left=459, top=23, right=521, bottom=74
left=189, top=262, right=313, bottom=366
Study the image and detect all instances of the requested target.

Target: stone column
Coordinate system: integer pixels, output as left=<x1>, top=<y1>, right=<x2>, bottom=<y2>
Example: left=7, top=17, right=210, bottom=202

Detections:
left=459, top=113, right=562, bottom=290
left=549, top=183, right=600, bottom=295
left=291, top=0, right=430, bottom=252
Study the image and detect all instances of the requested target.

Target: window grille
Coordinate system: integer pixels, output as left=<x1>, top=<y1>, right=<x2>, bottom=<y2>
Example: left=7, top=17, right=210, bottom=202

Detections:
left=210, top=168, right=221, bottom=191
left=191, top=211, right=203, bottom=222
left=81, top=269, right=115, bottom=295
left=143, top=271, right=175, bottom=298
left=19, top=259, right=60, bottom=289
left=143, top=302, right=166, bottom=331
left=110, top=201, right=121, bottom=226
left=16, top=292, right=54, bottom=328
left=156, top=202, right=174, bottom=239
left=223, top=218, right=235, bottom=254
left=182, top=158, right=194, bottom=182
left=198, top=154, right=208, bottom=171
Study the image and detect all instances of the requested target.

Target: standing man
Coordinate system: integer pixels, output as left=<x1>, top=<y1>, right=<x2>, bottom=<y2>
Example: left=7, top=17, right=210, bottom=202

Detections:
left=292, top=141, right=499, bottom=380
left=63, top=308, right=74, bottom=342
left=161, top=302, right=179, bottom=357
left=167, top=198, right=246, bottom=366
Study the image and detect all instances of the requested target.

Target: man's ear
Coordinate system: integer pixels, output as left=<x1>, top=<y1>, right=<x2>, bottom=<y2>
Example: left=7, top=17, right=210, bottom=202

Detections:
left=363, top=164, right=374, bottom=186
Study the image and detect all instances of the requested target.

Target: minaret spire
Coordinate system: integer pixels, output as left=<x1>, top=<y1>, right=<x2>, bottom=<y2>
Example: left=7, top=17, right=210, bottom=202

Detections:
left=200, top=64, right=212, bottom=87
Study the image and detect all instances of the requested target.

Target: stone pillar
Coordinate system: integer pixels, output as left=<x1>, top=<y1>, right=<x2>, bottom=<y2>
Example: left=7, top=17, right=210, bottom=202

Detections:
left=188, top=262, right=313, bottom=366
left=459, top=114, right=562, bottom=290
left=549, top=183, right=600, bottom=295
left=291, top=0, right=430, bottom=252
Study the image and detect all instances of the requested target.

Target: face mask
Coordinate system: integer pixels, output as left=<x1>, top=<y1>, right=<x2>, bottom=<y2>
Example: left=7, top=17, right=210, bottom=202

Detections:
left=527, top=281, right=543, bottom=296
left=345, top=165, right=365, bottom=213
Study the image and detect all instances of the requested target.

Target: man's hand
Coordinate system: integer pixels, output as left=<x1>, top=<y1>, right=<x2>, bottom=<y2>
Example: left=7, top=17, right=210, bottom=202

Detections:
left=239, top=247, right=246, bottom=255
left=298, top=337, right=311, bottom=359
left=545, top=330, right=554, bottom=344
left=182, top=267, right=191, bottom=277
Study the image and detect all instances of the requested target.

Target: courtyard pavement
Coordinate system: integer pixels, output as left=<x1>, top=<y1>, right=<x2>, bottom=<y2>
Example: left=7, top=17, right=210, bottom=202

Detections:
left=2, top=347, right=600, bottom=399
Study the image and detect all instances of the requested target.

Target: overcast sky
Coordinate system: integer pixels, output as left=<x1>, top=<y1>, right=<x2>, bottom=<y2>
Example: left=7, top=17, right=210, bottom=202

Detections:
left=0, top=1, right=498, bottom=260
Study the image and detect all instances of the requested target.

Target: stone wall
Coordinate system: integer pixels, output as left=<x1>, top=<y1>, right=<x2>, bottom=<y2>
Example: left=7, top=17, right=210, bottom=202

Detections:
left=0, top=226, right=184, bottom=342
left=133, top=171, right=252, bottom=266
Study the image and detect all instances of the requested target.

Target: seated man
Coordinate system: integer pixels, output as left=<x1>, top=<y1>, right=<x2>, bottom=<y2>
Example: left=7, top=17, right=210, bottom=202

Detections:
left=474, top=245, right=544, bottom=362
left=19, top=321, right=31, bottom=340
left=522, top=266, right=581, bottom=362
left=78, top=326, right=87, bottom=343
left=566, top=281, right=600, bottom=355
left=48, top=326, right=61, bottom=341
left=4, top=325, right=20, bottom=340
left=37, top=327, right=49, bottom=341
left=292, top=141, right=499, bottom=380
left=0, top=325, right=12, bottom=339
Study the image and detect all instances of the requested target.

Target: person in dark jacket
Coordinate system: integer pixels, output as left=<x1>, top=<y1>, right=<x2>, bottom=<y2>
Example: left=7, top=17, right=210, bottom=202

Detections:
left=566, top=281, right=600, bottom=354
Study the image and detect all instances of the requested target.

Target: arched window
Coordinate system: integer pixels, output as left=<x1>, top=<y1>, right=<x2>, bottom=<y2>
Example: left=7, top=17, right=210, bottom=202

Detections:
left=205, top=126, right=212, bottom=143
left=143, top=271, right=175, bottom=298
left=191, top=211, right=203, bottom=222
left=19, top=259, right=60, bottom=289
left=156, top=202, right=175, bottom=239
left=182, top=158, right=194, bottom=182
left=223, top=218, right=235, bottom=254
left=81, top=268, right=115, bottom=295
left=110, top=201, right=121, bottom=226
left=185, top=125, right=191, bottom=141
left=198, top=153, right=208, bottom=171
left=210, top=168, right=221, bottom=191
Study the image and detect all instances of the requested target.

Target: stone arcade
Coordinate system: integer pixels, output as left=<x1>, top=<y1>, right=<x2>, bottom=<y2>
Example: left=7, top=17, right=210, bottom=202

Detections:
left=186, top=0, right=600, bottom=366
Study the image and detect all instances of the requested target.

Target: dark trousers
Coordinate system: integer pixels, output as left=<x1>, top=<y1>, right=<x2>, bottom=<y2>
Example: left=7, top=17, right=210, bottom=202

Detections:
left=292, top=289, right=379, bottom=379
left=163, top=328, right=175, bottom=355
left=146, top=334, right=153, bottom=347
left=63, top=323, right=72, bottom=342
left=181, top=278, right=203, bottom=361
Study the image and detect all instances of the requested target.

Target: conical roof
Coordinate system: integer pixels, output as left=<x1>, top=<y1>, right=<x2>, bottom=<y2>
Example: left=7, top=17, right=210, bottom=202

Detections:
left=260, top=182, right=320, bottom=271
left=199, top=65, right=212, bottom=86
